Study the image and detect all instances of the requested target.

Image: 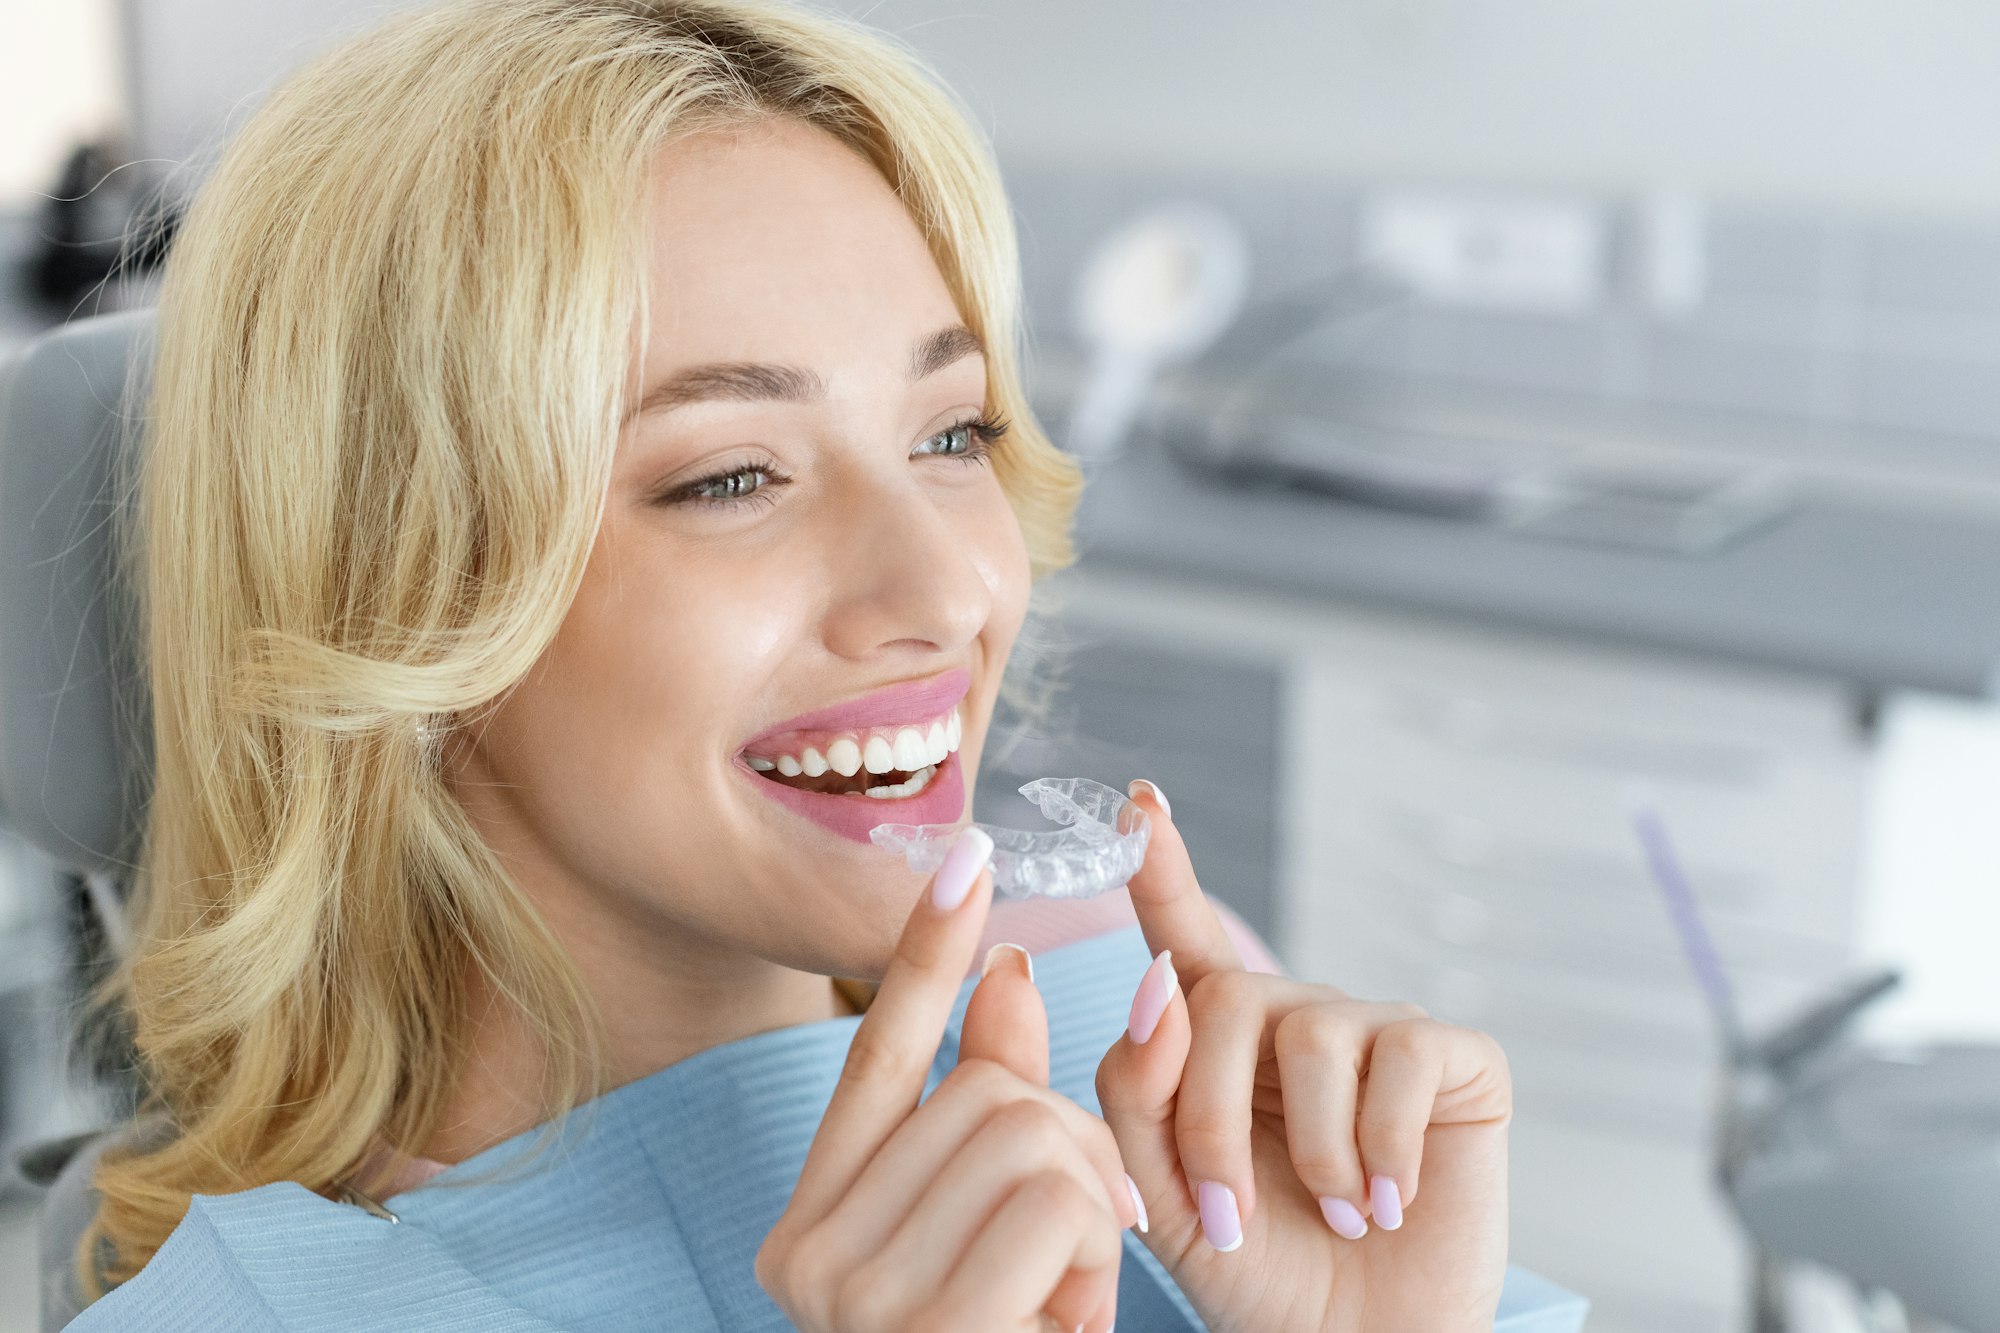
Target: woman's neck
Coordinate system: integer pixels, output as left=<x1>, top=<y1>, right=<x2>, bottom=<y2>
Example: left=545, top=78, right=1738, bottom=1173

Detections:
left=419, top=746, right=871, bottom=1167
left=419, top=940, right=857, bottom=1167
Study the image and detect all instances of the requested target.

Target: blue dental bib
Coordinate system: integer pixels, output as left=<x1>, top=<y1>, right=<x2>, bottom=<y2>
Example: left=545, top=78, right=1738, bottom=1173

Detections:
left=67, top=924, right=1586, bottom=1331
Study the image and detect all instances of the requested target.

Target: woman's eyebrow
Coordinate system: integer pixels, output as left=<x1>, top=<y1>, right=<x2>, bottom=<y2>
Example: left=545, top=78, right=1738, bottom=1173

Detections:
left=629, top=324, right=984, bottom=420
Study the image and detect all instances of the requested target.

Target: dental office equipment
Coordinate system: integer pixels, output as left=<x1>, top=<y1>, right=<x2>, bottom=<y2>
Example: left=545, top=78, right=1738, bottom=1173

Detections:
left=1627, top=784, right=1752, bottom=1064
left=870, top=777, right=1151, bottom=900
left=1626, top=785, right=2000, bottom=1333
left=1065, top=203, right=1250, bottom=462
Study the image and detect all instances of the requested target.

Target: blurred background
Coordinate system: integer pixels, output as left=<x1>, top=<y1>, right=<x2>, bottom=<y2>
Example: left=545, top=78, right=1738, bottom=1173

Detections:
left=5, top=2, right=2000, bottom=1330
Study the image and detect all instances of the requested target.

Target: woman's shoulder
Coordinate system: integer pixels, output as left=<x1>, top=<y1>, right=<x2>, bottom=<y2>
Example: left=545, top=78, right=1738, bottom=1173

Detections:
left=62, top=1182, right=564, bottom=1332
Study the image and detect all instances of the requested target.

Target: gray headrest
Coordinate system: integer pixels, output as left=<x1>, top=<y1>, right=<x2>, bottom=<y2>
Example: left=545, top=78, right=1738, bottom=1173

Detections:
left=0, top=310, right=156, bottom=880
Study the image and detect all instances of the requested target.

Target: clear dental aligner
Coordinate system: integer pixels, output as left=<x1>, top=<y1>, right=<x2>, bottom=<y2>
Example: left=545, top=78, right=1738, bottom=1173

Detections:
left=746, top=705, right=963, bottom=799
left=870, top=777, right=1152, bottom=900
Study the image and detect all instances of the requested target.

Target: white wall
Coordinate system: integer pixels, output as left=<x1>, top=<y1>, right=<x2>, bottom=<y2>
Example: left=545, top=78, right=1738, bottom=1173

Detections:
left=102, top=0, right=2000, bottom=219
left=833, top=0, right=2000, bottom=221
left=0, top=0, right=124, bottom=203
left=1856, top=693, right=2000, bottom=1043
left=123, top=0, right=426, bottom=174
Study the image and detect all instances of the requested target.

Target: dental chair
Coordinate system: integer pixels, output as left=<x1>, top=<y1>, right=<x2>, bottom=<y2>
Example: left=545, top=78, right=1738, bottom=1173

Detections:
left=0, top=309, right=159, bottom=1329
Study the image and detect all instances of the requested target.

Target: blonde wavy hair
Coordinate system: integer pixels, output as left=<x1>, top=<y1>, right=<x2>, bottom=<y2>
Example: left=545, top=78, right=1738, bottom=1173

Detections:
left=82, top=0, right=1082, bottom=1301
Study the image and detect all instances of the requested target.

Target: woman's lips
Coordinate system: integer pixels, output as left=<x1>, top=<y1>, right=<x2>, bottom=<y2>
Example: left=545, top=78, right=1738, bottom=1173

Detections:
left=740, top=746, right=967, bottom=845
left=740, top=668, right=971, bottom=750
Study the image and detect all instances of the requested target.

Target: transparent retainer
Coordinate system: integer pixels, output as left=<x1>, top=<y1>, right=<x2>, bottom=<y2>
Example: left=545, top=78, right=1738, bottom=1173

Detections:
left=869, top=777, right=1152, bottom=901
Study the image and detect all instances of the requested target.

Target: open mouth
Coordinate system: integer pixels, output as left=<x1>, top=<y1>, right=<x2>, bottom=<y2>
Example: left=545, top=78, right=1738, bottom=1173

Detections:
left=743, top=706, right=963, bottom=801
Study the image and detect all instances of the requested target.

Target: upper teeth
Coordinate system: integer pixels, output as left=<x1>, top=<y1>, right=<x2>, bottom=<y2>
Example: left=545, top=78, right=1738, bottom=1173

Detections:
left=748, top=707, right=963, bottom=776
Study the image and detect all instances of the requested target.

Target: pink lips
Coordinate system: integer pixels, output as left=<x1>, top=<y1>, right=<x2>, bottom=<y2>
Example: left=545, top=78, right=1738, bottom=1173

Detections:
left=737, top=668, right=974, bottom=845
left=740, top=668, right=971, bottom=750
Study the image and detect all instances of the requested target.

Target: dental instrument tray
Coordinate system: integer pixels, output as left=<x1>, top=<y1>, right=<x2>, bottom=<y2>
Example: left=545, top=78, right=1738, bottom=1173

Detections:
left=1164, top=406, right=1797, bottom=557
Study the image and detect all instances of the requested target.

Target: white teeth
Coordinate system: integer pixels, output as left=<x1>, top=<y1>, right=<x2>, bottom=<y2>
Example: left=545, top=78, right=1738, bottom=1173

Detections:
left=892, top=727, right=929, bottom=771
left=862, top=763, right=937, bottom=799
left=750, top=711, right=962, bottom=779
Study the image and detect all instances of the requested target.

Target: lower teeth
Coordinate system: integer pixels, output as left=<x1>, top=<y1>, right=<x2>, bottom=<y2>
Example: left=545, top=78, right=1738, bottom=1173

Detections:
left=860, top=763, right=937, bottom=799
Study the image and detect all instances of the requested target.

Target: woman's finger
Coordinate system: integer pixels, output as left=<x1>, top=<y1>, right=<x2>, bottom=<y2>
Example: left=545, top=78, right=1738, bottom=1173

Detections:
left=1356, top=1019, right=1513, bottom=1226
left=1170, top=968, right=1268, bottom=1246
left=960, top=940, right=1049, bottom=1087
left=782, top=827, right=994, bottom=1228
left=1167, top=969, right=1340, bottom=1245
left=933, top=1169, right=1124, bottom=1333
left=815, top=1054, right=1141, bottom=1262
left=1272, top=1000, right=1425, bottom=1238
left=1121, top=780, right=1243, bottom=993
left=856, top=1096, right=1125, bottom=1326
left=1095, top=950, right=1197, bottom=1253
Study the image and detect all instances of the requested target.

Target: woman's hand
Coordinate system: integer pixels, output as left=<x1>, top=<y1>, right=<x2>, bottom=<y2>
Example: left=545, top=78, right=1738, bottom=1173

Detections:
left=758, top=829, right=1141, bottom=1332
left=1096, top=783, right=1512, bottom=1333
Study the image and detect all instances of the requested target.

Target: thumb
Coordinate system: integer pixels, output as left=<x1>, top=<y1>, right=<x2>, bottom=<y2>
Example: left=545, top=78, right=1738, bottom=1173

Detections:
left=958, top=942, right=1049, bottom=1086
left=1095, top=950, right=1196, bottom=1241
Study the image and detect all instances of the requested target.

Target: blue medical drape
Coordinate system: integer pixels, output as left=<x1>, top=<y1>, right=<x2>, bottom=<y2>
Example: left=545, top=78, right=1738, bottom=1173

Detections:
left=68, top=923, right=1588, bottom=1331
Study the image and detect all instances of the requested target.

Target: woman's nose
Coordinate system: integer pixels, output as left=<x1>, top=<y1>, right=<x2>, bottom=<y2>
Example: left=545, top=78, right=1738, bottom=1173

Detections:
left=816, top=474, right=996, bottom=660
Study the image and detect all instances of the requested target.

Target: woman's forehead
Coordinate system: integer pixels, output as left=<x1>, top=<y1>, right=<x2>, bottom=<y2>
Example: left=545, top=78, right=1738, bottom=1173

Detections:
left=631, top=121, right=969, bottom=392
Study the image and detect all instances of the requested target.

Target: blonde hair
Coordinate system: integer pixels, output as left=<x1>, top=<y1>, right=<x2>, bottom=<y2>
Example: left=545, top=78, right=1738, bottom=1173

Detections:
left=83, top=0, right=1081, bottom=1300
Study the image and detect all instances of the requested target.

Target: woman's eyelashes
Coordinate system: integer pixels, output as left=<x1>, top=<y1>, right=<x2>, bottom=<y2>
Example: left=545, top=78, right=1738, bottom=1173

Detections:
left=914, top=411, right=1009, bottom=464
left=666, top=455, right=790, bottom=511
left=657, top=412, right=1009, bottom=512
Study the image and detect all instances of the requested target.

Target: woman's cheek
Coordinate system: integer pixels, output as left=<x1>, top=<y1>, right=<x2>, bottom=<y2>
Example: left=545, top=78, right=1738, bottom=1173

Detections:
left=958, top=486, right=1031, bottom=784
left=969, top=482, right=1034, bottom=646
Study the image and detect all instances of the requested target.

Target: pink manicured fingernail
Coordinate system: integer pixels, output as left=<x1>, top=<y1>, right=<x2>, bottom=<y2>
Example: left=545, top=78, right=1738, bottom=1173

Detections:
left=931, top=826, right=993, bottom=912
left=1126, top=949, right=1176, bottom=1044
left=1196, top=1180, right=1242, bottom=1252
left=1370, top=1175, right=1403, bottom=1230
left=1319, top=1195, right=1368, bottom=1239
left=1124, top=1172, right=1149, bottom=1233
left=981, top=941, right=1033, bottom=984
left=1126, top=777, right=1171, bottom=818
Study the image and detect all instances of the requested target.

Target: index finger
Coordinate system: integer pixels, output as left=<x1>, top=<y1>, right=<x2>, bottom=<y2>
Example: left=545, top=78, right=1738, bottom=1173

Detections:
left=1123, top=779, right=1243, bottom=991
left=787, top=826, right=995, bottom=1225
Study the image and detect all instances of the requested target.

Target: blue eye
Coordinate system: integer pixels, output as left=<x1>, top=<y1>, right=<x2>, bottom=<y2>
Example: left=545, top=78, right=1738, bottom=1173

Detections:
left=659, top=412, right=1009, bottom=513
left=915, top=412, right=1010, bottom=463
left=660, top=459, right=788, bottom=511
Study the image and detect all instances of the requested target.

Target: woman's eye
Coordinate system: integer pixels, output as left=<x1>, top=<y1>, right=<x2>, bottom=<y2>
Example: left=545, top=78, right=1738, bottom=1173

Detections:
left=914, top=412, right=1009, bottom=463
left=693, top=467, right=767, bottom=500
left=662, top=414, right=1007, bottom=512
left=660, top=461, right=786, bottom=510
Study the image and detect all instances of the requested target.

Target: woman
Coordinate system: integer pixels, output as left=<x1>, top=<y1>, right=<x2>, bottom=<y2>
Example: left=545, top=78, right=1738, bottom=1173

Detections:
left=63, top=1, right=1571, bottom=1328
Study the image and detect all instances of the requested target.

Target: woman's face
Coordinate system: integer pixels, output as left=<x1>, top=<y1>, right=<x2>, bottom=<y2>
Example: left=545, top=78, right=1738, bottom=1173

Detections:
left=448, top=117, right=1031, bottom=983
